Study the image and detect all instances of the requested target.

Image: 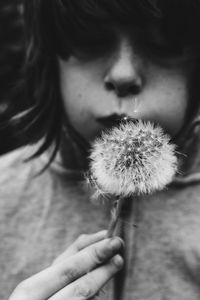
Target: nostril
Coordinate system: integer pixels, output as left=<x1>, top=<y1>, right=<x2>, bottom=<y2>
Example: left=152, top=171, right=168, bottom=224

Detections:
left=105, top=80, right=141, bottom=97
left=126, top=84, right=141, bottom=95
left=116, top=84, right=141, bottom=97
left=105, top=81, right=115, bottom=91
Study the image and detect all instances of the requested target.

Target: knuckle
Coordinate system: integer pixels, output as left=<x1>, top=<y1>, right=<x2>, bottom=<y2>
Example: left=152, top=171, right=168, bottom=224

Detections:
left=76, top=234, right=89, bottom=248
left=74, top=279, right=95, bottom=299
left=92, top=245, right=109, bottom=265
left=61, top=264, right=79, bottom=283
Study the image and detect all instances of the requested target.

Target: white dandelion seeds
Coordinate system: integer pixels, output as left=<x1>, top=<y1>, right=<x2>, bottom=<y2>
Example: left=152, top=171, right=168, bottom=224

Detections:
left=88, top=119, right=178, bottom=199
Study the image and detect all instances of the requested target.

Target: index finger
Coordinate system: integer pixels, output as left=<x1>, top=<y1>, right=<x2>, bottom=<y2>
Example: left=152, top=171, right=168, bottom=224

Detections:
left=53, top=230, right=107, bottom=265
left=12, top=236, right=122, bottom=300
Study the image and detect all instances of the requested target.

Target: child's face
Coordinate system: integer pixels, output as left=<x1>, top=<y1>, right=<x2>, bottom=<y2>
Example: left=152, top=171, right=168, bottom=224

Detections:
left=58, top=29, right=195, bottom=142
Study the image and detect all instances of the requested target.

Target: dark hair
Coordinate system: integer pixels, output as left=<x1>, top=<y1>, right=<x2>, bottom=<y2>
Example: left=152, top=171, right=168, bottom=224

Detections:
left=0, top=0, right=25, bottom=154
left=4, top=0, right=200, bottom=166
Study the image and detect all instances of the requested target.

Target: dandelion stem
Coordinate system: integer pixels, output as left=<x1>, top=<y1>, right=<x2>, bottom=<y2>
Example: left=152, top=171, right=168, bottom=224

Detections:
left=107, top=197, right=124, bottom=238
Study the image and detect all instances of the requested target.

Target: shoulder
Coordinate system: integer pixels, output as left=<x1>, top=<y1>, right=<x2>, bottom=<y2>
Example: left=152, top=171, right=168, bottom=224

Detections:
left=0, top=145, right=41, bottom=184
left=0, top=144, right=84, bottom=200
left=0, top=145, right=55, bottom=205
left=0, top=146, right=31, bottom=170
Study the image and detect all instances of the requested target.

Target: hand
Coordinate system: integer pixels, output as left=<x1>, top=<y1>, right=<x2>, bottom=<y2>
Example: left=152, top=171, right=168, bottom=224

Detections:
left=9, top=230, right=124, bottom=300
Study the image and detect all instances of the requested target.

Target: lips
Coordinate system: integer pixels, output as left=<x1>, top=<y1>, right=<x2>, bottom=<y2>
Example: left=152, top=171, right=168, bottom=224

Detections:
left=96, top=114, right=138, bottom=129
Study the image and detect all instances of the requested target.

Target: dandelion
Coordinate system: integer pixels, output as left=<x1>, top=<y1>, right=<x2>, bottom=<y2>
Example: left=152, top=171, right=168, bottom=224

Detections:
left=89, top=119, right=177, bottom=198
left=87, top=119, right=178, bottom=236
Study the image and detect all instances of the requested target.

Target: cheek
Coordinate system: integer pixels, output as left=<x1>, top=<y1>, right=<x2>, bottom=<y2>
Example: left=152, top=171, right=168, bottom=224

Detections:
left=59, top=67, right=92, bottom=122
left=59, top=58, right=103, bottom=113
left=143, top=70, right=189, bottom=136
left=158, top=97, right=187, bottom=136
left=59, top=60, right=108, bottom=140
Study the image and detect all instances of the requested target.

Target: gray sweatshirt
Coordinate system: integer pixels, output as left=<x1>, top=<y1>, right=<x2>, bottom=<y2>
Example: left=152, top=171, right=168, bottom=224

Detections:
left=1, top=145, right=200, bottom=299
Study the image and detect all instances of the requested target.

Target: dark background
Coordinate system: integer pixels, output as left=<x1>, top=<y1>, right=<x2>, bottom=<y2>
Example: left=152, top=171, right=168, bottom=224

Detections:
left=0, top=0, right=25, bottom=155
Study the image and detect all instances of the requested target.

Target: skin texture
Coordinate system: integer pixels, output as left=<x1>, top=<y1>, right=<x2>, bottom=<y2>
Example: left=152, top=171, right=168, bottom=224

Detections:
left=59, top=31, right=195, bottom=142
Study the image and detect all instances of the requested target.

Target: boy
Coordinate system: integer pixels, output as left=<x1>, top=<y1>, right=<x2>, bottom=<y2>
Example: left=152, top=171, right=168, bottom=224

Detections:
left=3, top=0, right=200, bottom=299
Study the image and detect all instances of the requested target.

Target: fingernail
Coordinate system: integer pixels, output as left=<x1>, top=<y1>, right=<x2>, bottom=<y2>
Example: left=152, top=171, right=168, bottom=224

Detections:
left=112, top=254, right=124, bottom=268
left=109, top=237, right=124, bottom=251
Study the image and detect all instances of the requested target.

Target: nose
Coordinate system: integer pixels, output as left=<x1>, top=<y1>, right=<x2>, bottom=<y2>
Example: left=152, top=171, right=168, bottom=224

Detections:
left=104, top=37, right=143, bottom=98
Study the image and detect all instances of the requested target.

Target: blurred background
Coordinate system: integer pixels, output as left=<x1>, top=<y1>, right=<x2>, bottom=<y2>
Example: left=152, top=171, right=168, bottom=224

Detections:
left=0, top=0, right=25, bottom=155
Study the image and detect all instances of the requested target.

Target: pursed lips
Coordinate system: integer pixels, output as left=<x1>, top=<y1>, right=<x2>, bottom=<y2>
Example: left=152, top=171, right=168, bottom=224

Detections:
left=96, top=113, right=138, bottom=129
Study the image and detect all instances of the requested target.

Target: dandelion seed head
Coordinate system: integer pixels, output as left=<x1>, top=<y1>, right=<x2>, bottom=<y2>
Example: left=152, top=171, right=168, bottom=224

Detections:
left=88, top=120, right=178, bottom=198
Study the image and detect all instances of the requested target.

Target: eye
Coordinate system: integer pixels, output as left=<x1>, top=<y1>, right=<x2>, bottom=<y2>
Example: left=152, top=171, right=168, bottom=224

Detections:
left=70, top=30, right=116, bottom=60
left=148, top=42, right=182, bottom=57
left=72, top=42, right=112, bottom=59
left=134, top=37, right=187, bottom=67
left=136, top=27, right=184, bottom=63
